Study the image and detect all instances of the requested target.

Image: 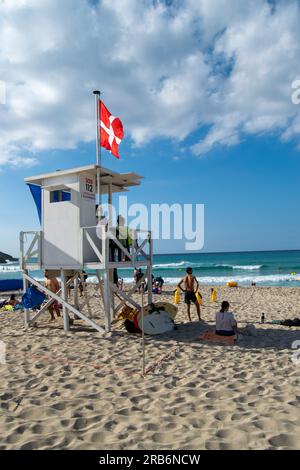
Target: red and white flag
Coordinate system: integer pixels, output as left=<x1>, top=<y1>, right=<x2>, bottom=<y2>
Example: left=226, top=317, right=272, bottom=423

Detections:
left=100, top=101, right=124, bottom=159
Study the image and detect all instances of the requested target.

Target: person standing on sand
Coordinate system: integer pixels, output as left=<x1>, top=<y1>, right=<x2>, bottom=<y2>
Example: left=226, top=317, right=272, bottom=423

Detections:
left=134, top=268, right=144, bottom=292
left=177, top=267, right=201, bottom=322
left=45, top=270, right=61, bottom=322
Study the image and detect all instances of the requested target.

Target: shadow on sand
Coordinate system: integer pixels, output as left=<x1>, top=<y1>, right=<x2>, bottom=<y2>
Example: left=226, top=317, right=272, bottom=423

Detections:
left=111, top=319, right=300, bottom=352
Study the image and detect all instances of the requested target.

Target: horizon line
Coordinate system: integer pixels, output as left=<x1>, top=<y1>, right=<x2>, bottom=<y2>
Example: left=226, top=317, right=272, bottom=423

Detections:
left=153, top=248, right=300, bottom=256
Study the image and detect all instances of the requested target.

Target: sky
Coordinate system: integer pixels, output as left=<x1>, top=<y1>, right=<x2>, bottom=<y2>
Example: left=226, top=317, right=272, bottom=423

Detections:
left=0, top=0, right=300, bottom=256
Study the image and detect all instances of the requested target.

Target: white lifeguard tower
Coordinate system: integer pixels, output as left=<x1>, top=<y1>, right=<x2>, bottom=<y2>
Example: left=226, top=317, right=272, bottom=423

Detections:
left=20, top=163, right=153, bottom=334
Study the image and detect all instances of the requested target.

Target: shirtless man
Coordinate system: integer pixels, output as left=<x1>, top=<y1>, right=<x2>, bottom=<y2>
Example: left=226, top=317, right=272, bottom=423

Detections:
left=45, top=270, right=61, bottom=321
left=177, top=267, right=201, bottom=322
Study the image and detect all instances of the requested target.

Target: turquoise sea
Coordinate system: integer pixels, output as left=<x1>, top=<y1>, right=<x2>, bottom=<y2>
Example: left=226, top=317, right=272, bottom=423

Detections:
left=1, top=250, right=300, bottom=287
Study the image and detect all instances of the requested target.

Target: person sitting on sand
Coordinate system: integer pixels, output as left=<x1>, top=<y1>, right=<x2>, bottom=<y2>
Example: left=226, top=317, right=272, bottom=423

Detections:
left=45, top=270, right=61, bottom=322
left=215, top=301, right=238, bottom=336
left=8, top=294, right=18, bottom=307
left=153, top=276, right=164, bottom=294
left=177, top=267, right=201, bottom=322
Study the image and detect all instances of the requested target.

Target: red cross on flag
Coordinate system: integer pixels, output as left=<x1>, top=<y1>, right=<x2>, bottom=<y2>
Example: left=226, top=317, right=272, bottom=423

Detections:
left=100, top=100, right=124, bottom=159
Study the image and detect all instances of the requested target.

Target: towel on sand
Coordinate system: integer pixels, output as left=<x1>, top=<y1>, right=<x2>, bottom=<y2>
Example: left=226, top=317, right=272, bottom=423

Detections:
left=197, top=330, right=236, bottom=344
left=0, top=305, right=14, bottom=313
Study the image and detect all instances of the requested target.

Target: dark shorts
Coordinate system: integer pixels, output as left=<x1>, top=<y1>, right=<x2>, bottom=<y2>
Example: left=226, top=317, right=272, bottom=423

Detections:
left=215, top=330, right=235, bottom=336
left=184, top=291, right=197, bottom=305
left=49, top=300, right=61, bottom=310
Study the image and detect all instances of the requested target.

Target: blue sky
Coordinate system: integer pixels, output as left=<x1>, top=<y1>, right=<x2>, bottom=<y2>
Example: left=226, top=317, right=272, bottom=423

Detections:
left=1, top=0, right=300, bottom=256
left=1, top=131, right=300, bottom=256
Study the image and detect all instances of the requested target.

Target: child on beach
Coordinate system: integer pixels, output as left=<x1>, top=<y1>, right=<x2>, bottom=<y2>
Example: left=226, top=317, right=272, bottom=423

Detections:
left=215, top=301, right=238, bottom=336
left=177, top=267, right=201, bottom=322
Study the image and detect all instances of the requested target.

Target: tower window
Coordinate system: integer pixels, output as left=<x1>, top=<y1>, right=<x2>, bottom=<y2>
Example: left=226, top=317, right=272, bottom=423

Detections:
left=50, top=190, right=71, bottom=203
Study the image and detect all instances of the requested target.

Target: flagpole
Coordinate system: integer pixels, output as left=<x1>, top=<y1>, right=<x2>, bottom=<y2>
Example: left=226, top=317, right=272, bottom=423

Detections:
left=93, top=90, right=101, bottom=208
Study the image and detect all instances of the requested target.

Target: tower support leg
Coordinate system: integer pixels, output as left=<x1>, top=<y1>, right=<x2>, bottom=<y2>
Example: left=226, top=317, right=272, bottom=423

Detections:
left=23, top=269, right=30, bottom=326
left=61, top=269, right=70, bottom=331
left=146, top=265, right=152, bottom=304
left=103, top=269, right=111, bottom=332
left=74, top=273, right=79, bottom=309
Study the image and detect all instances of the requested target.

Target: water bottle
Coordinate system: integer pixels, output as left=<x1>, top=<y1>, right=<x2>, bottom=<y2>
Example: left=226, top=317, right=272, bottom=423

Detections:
left=261, top=313, right=265, bottom=324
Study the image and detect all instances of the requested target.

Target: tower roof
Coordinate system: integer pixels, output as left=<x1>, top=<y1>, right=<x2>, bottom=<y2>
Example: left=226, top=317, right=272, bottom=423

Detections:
left=24, top=164, right=143, bottom=194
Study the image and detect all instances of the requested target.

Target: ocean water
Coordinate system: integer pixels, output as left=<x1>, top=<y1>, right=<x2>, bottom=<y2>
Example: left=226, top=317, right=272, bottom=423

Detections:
left=1, top=250, right=300, bottom=287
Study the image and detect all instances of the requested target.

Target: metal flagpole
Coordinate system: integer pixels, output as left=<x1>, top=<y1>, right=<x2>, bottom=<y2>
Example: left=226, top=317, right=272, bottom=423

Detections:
left=93, top=90, right=101, bottom=208
left=141, top=284, right=146, bottom=376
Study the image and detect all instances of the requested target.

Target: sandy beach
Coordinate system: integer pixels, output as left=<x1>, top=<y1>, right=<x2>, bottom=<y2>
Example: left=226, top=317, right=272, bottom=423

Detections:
left=0, top=284, right=300, bottom=450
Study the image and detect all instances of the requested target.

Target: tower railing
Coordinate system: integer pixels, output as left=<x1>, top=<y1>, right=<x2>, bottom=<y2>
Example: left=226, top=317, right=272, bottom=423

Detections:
left=20, top=231, right=42, bottom=269
left=81, top=225, right=152, bottom=268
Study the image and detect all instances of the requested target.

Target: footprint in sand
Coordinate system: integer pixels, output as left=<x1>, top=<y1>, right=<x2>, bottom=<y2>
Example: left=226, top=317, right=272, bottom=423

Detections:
left=205, top=391, right=220, bottom=399
left=205, top=440, right=222, bottom=450
left=143, top=422, right=159, bottom=432
left=215, top=428, right=248, bottom=448
left=18, top=407, right=46, bottom=420
left=187, top=389, right=200, bottom=398
left=152, top=432, right=172, bottom=444
left=16, top=425, right=26, bottom=434
left=25, top=379, right=40, bottom=389
left=19, top=441, right=39, bottom=450
left=269, top=434, right=300, bottom=449
left=252, top=417, right=278, bottom=431
left=189, top=418, right=207, bottom=428
left=52, top=402, right=66, bottom=411
left=89, top=431, right=111, bottom=444
left=214, top=411, right=230, bottom=421
left=103, top=420, right=118, bottom=431
left=84, top=404, right=94, bottom=411
left=32, top=424, right=45, bottom=434
left=34, top=363, right=44, bottom=370
left=248, top=386, right=266, bottom=396
left=73, top=418, right=87, bottom=430
left=0, top=392, right=13, bottom=401
left=131, top=395, right=151, bottom=406
left=60, top=419, right=70, bottom=427
left=6, top=433, right=22, bottom=444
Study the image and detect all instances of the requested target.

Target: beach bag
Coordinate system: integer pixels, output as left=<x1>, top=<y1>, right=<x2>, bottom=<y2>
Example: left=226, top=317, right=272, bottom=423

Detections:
left=22, top=286, right=46, bottom=309
left=124, top=319, right=140, bottom=333
left=280, top=318, right=300, bottom=327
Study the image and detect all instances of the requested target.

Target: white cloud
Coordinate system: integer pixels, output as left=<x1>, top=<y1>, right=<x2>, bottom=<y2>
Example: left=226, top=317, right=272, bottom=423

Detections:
left=191, top=0, right=300, bottom=154
left=0, top=0, right=300, bottom=166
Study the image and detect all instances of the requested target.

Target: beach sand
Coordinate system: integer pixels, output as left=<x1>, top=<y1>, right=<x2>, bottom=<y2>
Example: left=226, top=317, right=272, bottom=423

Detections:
left=0, top=285, right=299, bottom=450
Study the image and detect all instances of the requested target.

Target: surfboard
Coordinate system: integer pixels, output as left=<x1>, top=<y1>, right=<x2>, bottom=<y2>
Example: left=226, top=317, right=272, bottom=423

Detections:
left=138, top=310, right=175, bottom=335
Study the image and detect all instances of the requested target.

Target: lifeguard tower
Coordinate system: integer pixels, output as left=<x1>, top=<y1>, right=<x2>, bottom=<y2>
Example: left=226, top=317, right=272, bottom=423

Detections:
left=20, top=165, right=153, bottom=334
